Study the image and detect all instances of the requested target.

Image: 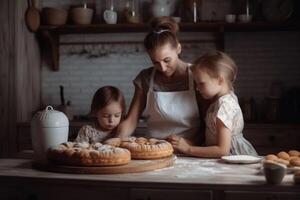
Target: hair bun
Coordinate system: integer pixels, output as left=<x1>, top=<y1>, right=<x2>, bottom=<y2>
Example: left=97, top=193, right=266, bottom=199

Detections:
left=150, top=17, right=179, bottom=34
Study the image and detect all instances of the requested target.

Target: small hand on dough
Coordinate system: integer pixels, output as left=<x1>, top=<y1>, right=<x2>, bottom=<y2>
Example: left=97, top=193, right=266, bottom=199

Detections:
left=167, top=134, right=190, bottom=153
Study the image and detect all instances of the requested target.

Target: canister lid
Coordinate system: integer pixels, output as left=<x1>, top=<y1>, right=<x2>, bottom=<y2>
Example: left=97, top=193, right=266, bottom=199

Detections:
left=31, top=106, right=69, bottom=127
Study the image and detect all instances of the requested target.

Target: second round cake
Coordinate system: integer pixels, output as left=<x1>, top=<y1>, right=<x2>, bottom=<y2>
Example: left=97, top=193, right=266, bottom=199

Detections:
left=104, top=137, right=174, bottom=159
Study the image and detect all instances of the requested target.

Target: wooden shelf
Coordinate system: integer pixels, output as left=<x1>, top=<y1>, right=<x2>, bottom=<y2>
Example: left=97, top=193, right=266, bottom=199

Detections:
left=39, top=22, right=300, bottom=33
left=37, top=22, right=300, bottom=71
left=40, top=23, right=149, bottom=34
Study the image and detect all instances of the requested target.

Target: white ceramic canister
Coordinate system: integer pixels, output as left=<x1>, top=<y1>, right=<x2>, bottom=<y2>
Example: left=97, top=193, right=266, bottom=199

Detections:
left=151, top=0, right=174, bottom=17
left=31, top=106, right=69, bottom=163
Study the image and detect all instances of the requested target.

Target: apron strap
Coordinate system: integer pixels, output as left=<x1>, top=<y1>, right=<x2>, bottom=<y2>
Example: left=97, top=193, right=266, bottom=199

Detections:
left=148, top=68, right=156, bottom=92
left=188, top=67, right=194, bottom=92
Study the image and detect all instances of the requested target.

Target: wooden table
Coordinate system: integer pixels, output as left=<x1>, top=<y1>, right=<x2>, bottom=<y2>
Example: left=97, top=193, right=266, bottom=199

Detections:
left=0, top=157, right=299, bottom=200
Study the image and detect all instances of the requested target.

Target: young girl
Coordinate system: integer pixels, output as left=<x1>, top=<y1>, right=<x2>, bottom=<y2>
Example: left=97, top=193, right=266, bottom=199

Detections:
left=75, top=86, right=126, bottom=144
left=168, top=51, right=257, bottom=157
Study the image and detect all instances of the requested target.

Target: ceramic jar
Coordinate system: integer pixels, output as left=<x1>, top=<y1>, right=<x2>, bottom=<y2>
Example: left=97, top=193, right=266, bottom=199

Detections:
left=69, top=7, right=94, bottom=25
left=31, top=106, right=69, bottom=164
left=103, top=0, right=118, bottom=24
left=103, top=9, right=118, bottom=24
left=151, top=0, right=175, bottom=17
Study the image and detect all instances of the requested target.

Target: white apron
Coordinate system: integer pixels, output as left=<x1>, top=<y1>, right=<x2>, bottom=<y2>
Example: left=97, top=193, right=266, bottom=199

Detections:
left=144, top=68, right=200, bottom=139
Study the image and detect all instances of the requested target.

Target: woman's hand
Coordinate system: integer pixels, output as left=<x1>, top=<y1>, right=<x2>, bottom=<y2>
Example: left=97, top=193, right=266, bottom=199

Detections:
left=115, top=86, right=146, bottom=138
left=167, top=135, right=191, bottom=153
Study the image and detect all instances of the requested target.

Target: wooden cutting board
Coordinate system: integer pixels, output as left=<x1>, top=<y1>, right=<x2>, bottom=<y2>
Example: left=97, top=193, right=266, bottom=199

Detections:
left=33, top=155, right=176, bottom=174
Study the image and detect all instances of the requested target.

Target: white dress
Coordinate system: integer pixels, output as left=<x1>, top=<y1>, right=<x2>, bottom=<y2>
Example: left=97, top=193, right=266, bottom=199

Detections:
left=75, top=125, right=111, bottom=143
left=205, top=91, right=258, bottom=155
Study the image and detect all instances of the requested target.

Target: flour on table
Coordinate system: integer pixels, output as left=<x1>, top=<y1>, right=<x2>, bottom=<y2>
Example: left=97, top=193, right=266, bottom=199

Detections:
left=141, top=157, right=261, bottom=178
left=222, top=155, right=261, bottom=161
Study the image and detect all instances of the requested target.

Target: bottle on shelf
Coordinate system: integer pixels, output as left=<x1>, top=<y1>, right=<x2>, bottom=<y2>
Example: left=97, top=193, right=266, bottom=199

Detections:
left=123, top=0, right=140, bottom=24
left=182, top=0, right=201, bottom=23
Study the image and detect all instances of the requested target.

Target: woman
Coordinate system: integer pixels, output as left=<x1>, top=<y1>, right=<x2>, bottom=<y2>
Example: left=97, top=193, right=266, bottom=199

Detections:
left=117, top=17, right=206, bottom=144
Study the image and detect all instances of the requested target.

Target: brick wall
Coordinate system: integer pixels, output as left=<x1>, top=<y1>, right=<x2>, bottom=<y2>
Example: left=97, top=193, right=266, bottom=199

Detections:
left=41, top=31, right=300, bottom=116
left=40, top=0, right=300, bottom=116
left=226, top=32, right=300, bottom=98
left=41, top=32, right=217, bottom=114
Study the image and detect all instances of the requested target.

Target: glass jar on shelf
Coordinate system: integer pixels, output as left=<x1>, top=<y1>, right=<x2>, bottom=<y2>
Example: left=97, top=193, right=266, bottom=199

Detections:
left=123, top=0, right=140, bottom=23
left=233, top=0, right=258, bottom=23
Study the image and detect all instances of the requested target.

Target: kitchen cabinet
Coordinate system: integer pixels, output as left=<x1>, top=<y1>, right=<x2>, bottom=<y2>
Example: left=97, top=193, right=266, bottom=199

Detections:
left=1, top=158, right=300, bottom=200
left=0, top=186, right=23, bottom=200
left=38, top=22, right=300, bottom=71
left=23, top=184, right=128, bottom=200
left=224, top=191, right=300, bottom=200
left=0, top=185, right=128, bottom=200
left=243, top=124, right=300, bottom=155
left=130, top=188, right=212, bottom=200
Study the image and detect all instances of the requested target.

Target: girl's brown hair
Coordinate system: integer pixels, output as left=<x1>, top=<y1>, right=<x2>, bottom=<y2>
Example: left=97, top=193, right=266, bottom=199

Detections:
left=192, top=51, right=238, bottom=89
left=144, top=17, right=179, bottom=52
left=90, top=86, right=126, bottom=119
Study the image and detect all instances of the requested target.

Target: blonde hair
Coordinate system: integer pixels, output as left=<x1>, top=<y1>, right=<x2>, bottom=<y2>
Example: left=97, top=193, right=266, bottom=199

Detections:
left=144, top=17, right=179, bottom=52
left=192, top=51, right=237, bottom=89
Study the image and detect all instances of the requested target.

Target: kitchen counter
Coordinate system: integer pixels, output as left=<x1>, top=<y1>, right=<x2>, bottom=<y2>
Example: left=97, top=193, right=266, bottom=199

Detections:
left=1, top=157, right=299, bottom=200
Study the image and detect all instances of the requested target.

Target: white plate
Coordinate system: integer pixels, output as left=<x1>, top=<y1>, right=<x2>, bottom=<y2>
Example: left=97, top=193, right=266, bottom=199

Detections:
left=287, top=166, right=300, bottom=174
left=221, top=155, right=263, bottom=164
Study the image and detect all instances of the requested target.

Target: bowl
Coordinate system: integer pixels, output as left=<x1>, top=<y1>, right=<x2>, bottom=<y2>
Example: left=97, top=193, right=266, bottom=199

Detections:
left=238, top=14, right=252, bottom=23
left=263, top=161, right=286, bottom=184
left=225, top=14, right=236, bottom=23
left=41, top=7, right=68, bottom=26
left=69, top=7, right=94, bottom=25
left=172, top=17, right=181, bottom=23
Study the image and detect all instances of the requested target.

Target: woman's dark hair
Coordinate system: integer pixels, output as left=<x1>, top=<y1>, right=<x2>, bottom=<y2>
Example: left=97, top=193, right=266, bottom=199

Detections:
left=90, top=86, right=126, bottom=119
left=144, top=17, right=179, bottom=52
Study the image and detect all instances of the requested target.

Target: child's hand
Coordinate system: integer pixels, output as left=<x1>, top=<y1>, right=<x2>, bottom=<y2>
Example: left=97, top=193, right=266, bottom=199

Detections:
left=167, top=135, right=190, bottom=153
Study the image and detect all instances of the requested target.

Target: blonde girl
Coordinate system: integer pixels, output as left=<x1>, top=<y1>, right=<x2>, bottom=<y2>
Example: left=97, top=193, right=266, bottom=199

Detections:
left=169, top=51, right=257, bottom=157
left=76, top=86, right=126, bottom=143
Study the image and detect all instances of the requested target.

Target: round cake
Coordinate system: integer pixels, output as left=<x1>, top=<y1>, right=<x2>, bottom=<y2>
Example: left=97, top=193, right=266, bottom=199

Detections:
left=104, top=137, right=174, bottom=160
left=47, top=141, right=131, bottom=166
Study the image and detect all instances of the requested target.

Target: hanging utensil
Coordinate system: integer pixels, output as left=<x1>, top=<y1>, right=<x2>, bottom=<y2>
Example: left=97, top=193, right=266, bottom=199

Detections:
left=57, top=85, right=74, bottom=121
left=59, top=85, right=65, bottom=106
left=25, top=0, right=40, bottom=32
left=57, top=85, right=66, bottom=112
